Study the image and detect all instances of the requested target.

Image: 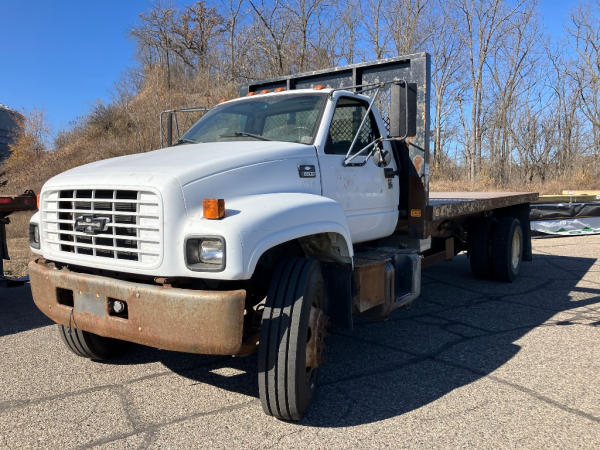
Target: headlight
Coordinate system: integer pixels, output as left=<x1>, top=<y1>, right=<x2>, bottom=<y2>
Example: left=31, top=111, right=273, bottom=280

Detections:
left=185, top=237, right=225, bottom=271
left=29, top=223, right=40, bottom=249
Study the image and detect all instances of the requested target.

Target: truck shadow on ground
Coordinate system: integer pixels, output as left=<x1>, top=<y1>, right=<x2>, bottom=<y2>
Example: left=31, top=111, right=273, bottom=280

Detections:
left=159, top=251, right=600, bottom=426
left=5, top=251, right=598, bottom=427
left=0, top=283, right=52, bottom=338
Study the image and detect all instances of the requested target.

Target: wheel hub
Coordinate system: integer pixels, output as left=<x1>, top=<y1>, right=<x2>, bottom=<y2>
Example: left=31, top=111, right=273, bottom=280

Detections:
left=511, top=230, right=522, bottom=270
left=306, top=306, right=328, bottom=371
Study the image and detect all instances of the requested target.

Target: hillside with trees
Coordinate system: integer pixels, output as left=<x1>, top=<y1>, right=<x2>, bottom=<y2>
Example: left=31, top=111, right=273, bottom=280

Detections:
left=2, top=0, right=600, bottom=196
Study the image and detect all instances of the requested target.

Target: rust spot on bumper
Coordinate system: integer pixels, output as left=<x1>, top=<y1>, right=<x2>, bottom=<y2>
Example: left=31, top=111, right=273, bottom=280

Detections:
left=29, top=260, right=246, bottom=355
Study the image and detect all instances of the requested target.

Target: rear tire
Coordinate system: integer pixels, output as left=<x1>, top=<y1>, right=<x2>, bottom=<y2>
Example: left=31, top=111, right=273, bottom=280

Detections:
left=491, top=217, right=523, bottom=282
left=58, top=325, right=130, bottom=360
left=469, top=219, right=493, bottom=279
left=258, top=258, right=328, bottom=421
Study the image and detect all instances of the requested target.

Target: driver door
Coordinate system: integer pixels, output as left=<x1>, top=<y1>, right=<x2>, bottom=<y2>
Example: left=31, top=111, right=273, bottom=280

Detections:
left=318, top=96, right=399, bottom=243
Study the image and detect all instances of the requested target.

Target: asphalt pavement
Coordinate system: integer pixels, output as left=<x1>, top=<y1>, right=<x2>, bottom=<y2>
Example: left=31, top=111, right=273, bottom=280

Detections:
left=1, top=235, right=599, bottom=448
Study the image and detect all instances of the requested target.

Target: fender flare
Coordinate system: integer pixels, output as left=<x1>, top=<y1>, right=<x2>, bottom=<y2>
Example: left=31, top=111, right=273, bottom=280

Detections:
left=236, top=193, right=354, bottom=277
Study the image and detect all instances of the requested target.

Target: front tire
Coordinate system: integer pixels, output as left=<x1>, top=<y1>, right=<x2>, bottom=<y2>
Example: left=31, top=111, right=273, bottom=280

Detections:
left=58, top=325, right=130, bottom=360
left=258, top=258, right=328, bottom=421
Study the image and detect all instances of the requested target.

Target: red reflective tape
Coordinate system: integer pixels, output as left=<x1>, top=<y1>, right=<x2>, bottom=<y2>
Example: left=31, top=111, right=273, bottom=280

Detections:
left=0, top=197, right=12, bottom=204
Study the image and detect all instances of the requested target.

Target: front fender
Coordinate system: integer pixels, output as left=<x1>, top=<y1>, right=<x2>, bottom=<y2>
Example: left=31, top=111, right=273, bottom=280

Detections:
left=181, top=193, right=353, bottom=280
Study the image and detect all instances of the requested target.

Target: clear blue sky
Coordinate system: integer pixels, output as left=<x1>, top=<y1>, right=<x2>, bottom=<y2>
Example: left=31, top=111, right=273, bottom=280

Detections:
left=1, top=0, right=153, bottom=133
left=0, top=0, right=579, bottom=140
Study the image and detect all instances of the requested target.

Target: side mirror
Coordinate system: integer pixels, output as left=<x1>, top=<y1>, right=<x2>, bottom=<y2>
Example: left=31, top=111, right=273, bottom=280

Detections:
left=389, top=81, right=417, bottom=139
left=373, top=147, right=391, bottom=167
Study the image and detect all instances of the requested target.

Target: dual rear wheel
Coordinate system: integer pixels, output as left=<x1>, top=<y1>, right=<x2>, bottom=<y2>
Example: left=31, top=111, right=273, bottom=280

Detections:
left=469, top=217, right=523, bottom=282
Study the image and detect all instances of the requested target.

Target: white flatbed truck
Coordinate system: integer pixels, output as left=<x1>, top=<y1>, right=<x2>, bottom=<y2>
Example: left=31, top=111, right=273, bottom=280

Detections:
left=28, top=53, right=537, bottom=420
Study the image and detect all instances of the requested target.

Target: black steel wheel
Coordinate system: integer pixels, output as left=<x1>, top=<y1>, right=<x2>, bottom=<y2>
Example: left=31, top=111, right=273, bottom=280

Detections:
left=258, top=258, right=328, bottom=421
left=58, top=325, right=130, bottom=360
left=492, top=217, right=523, bottom=282
left=469, top=219, right=493, bottom=279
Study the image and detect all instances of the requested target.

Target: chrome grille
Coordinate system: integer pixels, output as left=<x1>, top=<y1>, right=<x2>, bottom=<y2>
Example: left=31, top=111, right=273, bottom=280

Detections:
left=41, top=189, right=162, bottom=267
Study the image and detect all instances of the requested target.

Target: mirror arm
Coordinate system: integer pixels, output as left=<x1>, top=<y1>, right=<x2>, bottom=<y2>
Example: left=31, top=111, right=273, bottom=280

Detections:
left=344, top=87, right=382, bottom=161
left=343, top=137, right=384, bottom=166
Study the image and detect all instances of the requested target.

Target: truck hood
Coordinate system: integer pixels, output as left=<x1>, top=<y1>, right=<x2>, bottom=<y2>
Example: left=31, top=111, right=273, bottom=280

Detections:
left=43, top=141, right=317, bottom=189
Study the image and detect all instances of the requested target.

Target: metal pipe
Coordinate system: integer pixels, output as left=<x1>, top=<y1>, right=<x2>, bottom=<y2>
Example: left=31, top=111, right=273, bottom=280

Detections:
left=344, top=87, right=381, bottom=163
left=166, top=113, right=173, bottom=147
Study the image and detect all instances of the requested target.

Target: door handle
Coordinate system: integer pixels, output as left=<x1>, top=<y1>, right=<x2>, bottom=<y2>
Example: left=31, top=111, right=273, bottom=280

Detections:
left=384, top=168, right=398, bottom=178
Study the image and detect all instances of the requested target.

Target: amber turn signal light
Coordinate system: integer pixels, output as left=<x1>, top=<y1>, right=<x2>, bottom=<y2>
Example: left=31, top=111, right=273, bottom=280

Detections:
left=203, top=198, right=225, bottom=220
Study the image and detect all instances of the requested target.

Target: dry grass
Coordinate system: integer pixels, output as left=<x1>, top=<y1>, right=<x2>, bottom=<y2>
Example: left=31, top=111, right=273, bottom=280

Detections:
left=3, top=238, right=33, bottom=278
left=429, top=176, right=600, bottom=195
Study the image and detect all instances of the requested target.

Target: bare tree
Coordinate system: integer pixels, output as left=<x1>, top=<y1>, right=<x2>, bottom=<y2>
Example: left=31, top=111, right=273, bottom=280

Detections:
left=282, top=0, right=327, bottom=72
left=569, top=1, right=600, bottom=159
left=361, top=0, right=391, bottom=59
left=248, top=0, right=293, bottom=75
left=386, top=0, right=434, bottom=55
left=336, top=0, right=361, bottom=64
left=446, top=0, right=529, bottom=181
left=131, top=3, right=177, bottom=88
left=486, top=1, right=539, bottom=184
left=430, top=4, right=465, bottom=169
left=221, top=0, right=244, bottom=80
left=511, top=101, right=555, bottom=183
left=169, top=1, right=224, bottom=72
left=547, top=45, right=582, bottom=175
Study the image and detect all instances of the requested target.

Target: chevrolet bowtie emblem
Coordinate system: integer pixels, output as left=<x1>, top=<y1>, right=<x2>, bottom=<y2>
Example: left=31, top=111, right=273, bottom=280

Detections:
left=75, top=215, right=110, bottom=235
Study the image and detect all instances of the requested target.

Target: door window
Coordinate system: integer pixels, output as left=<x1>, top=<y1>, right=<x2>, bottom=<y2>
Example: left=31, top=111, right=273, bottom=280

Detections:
left=325, top=97, right=380, bottom=155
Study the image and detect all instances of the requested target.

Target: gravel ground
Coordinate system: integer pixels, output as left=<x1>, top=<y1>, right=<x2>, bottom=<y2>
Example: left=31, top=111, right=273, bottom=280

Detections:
left=3, top=238, right=31, bottom=278
left=1, top=235, right=599, bottom=448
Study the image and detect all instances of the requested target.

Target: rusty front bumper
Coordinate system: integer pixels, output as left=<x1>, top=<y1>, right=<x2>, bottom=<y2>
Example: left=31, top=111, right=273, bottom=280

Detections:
left=29, top=260, right=246, bottom=355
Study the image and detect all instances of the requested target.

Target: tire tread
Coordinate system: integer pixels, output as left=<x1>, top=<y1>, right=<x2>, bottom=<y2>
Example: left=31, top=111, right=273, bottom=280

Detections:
left=58, top=325, right=129, bottom=360
left=258, top=258, right=323, bottom=421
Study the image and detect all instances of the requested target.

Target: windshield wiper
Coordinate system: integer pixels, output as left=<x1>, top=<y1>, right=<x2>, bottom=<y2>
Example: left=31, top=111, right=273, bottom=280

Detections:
left=173, top=137, right=198, bottom=146
left=219, top=131, right=272, bottom=141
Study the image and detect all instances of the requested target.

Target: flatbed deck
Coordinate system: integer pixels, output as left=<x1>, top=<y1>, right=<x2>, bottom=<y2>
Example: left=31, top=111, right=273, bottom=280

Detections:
left=428, top=192, right=538, bottom=222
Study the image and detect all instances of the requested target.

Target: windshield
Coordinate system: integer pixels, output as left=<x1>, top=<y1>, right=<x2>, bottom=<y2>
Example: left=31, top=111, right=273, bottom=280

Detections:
left=178, top=93, right=326, bottom=145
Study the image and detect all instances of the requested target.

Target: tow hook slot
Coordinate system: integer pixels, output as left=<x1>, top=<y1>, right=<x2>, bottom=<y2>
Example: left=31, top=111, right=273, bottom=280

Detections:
left=56, top=287, right=74, bottom=307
